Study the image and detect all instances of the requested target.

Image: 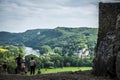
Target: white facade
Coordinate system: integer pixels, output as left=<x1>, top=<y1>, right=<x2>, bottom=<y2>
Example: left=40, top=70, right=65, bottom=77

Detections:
left=77, top=48, right=89, bottom=58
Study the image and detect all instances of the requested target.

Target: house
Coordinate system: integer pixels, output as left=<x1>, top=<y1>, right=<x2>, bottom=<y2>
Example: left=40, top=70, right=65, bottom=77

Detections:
left=77, top=48, right=89, bottom=58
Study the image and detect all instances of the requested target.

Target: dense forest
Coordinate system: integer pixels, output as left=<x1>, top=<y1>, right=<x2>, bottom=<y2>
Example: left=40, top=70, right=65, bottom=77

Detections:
left=0, top=27, right=98, bottom=73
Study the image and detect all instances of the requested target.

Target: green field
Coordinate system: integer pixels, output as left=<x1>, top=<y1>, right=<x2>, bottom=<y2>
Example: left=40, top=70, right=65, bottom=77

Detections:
left=27, top=67, right=92, bottom=75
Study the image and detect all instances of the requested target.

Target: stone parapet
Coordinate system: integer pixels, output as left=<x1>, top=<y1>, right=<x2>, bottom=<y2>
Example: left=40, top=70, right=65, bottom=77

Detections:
left=94, top=2, right=120, bottom=80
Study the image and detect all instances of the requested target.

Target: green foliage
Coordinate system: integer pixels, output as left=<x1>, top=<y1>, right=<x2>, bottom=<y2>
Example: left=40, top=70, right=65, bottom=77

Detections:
left=39, top=45, right=52, bottom=54
left=0, top=27, right=98, bottom=56
left=66, top=62, right=71, bottom=67
left=0, top=45, right=25, bottom=73
left=0, top=46, right=93, bottom=73
left=49, top=54, right=63, bottom=67
left=53, top=47, right=62, bottom=55
left=0, top=27, right=98, bottom=72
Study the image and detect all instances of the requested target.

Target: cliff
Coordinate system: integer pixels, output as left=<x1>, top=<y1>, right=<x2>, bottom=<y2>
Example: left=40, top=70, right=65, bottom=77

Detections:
left=94, top=2, right=120, bottom=79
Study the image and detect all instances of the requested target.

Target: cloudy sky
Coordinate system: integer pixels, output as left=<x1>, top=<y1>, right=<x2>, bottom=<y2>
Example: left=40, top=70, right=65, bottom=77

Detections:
left=0, top=0, right=119, bottom=32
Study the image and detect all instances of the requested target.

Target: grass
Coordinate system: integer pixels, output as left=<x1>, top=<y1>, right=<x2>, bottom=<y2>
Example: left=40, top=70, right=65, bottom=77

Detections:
left=27, top=67, right=92, bottom=75
left=41, top=67, right=92, bottom=74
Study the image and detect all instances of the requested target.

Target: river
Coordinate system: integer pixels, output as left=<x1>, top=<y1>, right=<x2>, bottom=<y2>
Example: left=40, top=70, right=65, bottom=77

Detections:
left=24, top=47, right=40, bottom=57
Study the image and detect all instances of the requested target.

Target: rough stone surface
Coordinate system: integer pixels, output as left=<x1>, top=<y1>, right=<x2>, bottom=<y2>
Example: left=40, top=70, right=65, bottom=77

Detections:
left=94, top=2, right=120, bottom=80
left=0, top=71, right=114, bottom=80
left=116, top=52, right=120, bottom=80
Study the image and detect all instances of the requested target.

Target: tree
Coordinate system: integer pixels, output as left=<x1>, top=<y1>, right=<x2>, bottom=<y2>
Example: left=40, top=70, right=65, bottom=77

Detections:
left=39, top=45, right=52, bottom=55
left=0, top=45, right=25, bottom=73
left=53, top=47, right=62, bottom=55
left=49, top=54, right=63, bottom=67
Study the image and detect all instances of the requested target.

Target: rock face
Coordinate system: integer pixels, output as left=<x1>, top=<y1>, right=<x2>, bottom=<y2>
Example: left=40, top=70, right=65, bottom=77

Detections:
left=94, top=2, right=120, bottom=79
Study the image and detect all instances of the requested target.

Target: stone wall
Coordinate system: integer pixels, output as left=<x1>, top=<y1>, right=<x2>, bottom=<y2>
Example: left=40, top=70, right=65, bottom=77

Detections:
left=94, top=2, right=120, bottom=79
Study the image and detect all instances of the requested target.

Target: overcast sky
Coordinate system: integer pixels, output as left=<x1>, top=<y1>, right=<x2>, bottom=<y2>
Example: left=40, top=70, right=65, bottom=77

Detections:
left=0, top=0, right=120, bottom=32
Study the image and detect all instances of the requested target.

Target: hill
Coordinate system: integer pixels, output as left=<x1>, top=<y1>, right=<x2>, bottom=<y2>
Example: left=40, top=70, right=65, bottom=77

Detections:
left=0, top=27, right=98, bottom=55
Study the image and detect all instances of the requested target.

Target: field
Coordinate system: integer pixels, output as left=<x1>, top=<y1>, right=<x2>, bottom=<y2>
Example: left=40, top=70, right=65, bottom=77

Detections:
left=41, top=67, right=92, bottom=74
left=27, top=67, right=92, bottom=75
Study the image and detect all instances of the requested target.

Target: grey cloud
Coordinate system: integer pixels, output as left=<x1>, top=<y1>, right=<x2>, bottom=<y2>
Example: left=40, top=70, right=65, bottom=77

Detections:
left=99, top=0, right=120, bottom=2
left=60, top=0, right=98, bottom=7
left=0, top=0, right=104, bottom=32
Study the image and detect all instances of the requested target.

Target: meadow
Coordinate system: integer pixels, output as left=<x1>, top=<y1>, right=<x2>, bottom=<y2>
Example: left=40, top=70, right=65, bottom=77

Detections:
left=27, top=67, right=92, bottom=75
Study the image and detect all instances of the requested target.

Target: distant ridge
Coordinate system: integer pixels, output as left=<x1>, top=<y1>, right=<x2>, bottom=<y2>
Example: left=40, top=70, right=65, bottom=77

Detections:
left=0, top=27, right=98, bottom=54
